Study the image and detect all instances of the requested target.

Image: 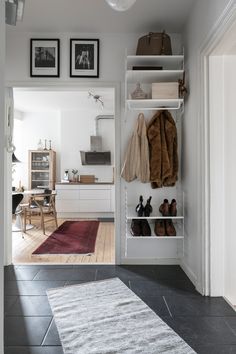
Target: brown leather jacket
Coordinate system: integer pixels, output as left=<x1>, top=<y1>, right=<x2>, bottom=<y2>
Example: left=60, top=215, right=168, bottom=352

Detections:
left=147, top=110, right=178, bottom=188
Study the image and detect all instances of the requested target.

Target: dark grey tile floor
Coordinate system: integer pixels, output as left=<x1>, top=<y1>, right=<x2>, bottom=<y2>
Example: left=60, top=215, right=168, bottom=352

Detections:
left=4, top=265, right=236, bottom=354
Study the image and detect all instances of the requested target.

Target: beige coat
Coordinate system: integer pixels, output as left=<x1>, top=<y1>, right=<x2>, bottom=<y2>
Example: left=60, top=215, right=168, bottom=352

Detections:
left=121, top=113, right=150, bottom=183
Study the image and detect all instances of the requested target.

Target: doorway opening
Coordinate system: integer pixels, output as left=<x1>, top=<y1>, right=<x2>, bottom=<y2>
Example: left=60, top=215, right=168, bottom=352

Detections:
left=10, top=85, right=118, bottom=265
left=202, top=8, right=236, bottom=307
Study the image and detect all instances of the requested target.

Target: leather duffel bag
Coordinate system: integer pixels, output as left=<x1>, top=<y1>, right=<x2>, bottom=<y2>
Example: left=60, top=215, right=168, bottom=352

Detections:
left=136, top=31, right=172, bottom=55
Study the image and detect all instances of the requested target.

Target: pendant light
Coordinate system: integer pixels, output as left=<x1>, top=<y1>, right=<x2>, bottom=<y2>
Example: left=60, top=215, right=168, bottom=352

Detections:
left=12, top=152, right=21, bottom=163
left=105, top=0, right=136, bottom=11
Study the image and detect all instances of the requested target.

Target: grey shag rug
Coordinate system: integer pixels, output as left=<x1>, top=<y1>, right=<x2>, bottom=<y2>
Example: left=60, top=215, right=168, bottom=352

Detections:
left=47, top=278, right=196, bottom=354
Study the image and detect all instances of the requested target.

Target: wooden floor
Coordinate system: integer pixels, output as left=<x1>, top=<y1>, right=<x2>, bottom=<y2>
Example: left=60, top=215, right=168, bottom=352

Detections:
left=12, top=217, right=115, bottom=265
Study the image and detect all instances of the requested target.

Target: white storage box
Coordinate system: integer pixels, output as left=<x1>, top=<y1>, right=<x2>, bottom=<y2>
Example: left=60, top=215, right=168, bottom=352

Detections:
left=152, top=82, right=179, bottom=99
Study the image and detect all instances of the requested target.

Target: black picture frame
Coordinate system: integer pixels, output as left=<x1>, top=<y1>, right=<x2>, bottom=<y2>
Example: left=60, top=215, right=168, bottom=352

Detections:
left=70, top=39, right=99, bottom=78
left=30, top=39, right=60, bottom=77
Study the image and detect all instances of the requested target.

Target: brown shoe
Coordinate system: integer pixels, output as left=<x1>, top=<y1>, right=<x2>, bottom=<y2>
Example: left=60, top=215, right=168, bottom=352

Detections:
left=141, top=219, right=151, bottom=236
left=130, top=219, right=141, bottom=236
left=165, top=220, right=176, bottom=236
left=159, top=199, right=170, bottom=216
left=169, top=199, right=177, bottom=216
left=154, top=220, right=166, bottom=236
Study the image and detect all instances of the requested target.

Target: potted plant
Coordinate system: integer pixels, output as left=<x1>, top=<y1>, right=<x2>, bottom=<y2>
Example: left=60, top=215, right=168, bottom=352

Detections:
left=72, top=169, right=78, bottom=182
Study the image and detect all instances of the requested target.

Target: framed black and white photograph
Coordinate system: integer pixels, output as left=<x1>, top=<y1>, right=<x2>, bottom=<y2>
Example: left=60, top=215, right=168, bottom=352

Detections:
left=30, top=39, right=60, bottom=77
left=70, top=39, right=99, bottom=78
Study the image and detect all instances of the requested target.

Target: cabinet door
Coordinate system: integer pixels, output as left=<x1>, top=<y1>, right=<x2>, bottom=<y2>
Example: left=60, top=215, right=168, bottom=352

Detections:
left=56, top=189, right=79, bottom=200
left=56, top=200, right=79, bottom=212
left=79, top=189, right=110, bottom=200
left=79, top=200, right=111, bottom=212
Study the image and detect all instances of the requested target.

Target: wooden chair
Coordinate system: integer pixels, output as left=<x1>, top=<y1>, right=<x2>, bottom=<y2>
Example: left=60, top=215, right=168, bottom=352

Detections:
left=24, top=192, right=58, bottom=235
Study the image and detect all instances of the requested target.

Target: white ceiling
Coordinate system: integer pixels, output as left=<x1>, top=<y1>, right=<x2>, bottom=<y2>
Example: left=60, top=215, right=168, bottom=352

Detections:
left=7, top=0, right=195, bottom=33
left=13, top=88, right=115, bottom=113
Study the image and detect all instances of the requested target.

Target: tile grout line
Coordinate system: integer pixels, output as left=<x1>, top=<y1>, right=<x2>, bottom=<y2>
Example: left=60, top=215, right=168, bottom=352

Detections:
left=31, top=268, right=41, bottom=281
left=41, top=316, right=54, bottom=346
left=223, top=318, right=236, bottom=337
left=163, top=296, right=173, bottom=317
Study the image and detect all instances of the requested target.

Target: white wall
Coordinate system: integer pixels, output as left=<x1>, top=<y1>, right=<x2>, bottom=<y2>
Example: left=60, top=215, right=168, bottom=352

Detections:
left=0, top=0, right=5, bottom=352
left=60, top=109, right=114, bottom=182
left=13, top=110, right=61, bottom=189
left=223, top=55, right=236, bottom=306
left=13, top=105, right=115, bottom=188
left=6, top=30, right=183, bottom=264
left=208, top=56, right=225, bottom=296
left=6, top=31, right=182, bottom=83
left=183, top=0, right=232, bottom=292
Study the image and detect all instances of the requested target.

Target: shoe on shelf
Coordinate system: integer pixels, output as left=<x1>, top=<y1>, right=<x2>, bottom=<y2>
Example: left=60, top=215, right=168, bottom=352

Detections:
left=169, top=199, right=177, bottom=217
left=141, top=219, right=151, bottom=236
left=135, top=195, right=144, bottom=217
left=165, top=219, right=176, bottom=236
left=159, top=199, right=170, bottom=216
left=154, top=220, right=166, bottom=236
left=144, top=196, right=153, bottom=217
left=130, top=219, right=142, bottom=236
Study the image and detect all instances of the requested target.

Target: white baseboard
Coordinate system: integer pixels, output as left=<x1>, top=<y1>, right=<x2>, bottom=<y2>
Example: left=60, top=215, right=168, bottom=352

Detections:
left=223, top=296, right=236, bottom=311
left=180, top=259, right=198, bottom=287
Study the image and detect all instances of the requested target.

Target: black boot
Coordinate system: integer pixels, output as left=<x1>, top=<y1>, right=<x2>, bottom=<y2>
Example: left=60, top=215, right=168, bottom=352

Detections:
left=135, top=195, right=144, bottom=217
left=144, top=196, right=153, bottom=217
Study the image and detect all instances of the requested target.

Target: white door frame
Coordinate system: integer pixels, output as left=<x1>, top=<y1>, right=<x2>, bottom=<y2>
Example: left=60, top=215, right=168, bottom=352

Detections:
left=5, top=81, right=122, bottom=265
left=199, top=0, right=236, bottom=296
left=0, top=1, right=5, bottom=352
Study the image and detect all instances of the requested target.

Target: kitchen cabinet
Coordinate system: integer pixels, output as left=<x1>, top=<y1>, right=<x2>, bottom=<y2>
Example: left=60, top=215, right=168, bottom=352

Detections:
left=28, top=150, right=56, bottom=190
left=55, top=183, right=115, bottom=218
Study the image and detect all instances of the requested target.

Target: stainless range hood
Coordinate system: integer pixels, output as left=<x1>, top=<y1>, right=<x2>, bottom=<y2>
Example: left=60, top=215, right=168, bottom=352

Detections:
left=80, top=150, right=111, bottom=165
left=80, top=115, right=113, bottom=166
left=81, top=136, right=111, bottom=165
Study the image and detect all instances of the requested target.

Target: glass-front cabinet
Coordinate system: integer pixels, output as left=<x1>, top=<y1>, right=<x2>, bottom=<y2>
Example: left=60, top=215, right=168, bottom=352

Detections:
left=28, top=150, right=56, bottom=190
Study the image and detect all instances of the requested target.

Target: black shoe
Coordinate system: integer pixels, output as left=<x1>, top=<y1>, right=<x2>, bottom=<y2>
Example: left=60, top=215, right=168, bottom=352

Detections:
left=144, top=196, right=153, bottom=217
left=135, top=195, right=144, bottom=217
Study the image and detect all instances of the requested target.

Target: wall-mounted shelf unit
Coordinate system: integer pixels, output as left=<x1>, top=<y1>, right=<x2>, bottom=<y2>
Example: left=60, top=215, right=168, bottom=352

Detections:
left=126, top=205, right=184, bottom=220
left=125, top=54, right=184, bottom=112
left=126, top=70, right=184, bottom=83
left=125, top=191, right=185, bottom=240
left=123, top=51, right=185, bottom=261
left=124, top=190, right=185, bottom=258
left=126, top=55, right=184, bottom=69
left=126, top=99, right=183, bottom=111
left=126, top=223, right=184, bottom=239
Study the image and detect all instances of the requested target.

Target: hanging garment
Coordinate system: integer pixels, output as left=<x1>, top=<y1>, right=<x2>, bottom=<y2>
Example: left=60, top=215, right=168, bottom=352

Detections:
left=147, top=110, right=178, bottom=188
left=121, top=113, right=150, bottom=183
